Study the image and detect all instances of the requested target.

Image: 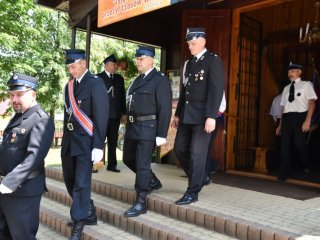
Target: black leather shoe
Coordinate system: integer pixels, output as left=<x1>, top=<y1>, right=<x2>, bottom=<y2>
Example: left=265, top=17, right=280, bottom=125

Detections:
left=124, top=202, right=147, bottom=217
left=107, top=167, right=120, bottom=173
left=175, top=193, right=198, bottom=205
left=124, top=192, right=147, bottom=217
left=67, top=200, right=97, bottom=227
left=69, top=221, right=85, bottom=240
left=149, top=173, right=162, bottom=193
left=86, top=200, right=97, bottom=225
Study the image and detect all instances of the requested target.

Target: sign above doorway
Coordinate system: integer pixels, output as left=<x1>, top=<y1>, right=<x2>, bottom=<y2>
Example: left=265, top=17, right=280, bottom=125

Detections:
left=98, top=0, right=184, bottom=27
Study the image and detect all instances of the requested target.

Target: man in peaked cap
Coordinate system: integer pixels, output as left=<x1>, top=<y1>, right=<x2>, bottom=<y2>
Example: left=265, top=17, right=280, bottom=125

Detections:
left=185, top=27, right=206, bottom=42
left=0, top=73, right=54, bottom=239
left=61, top=49, right=109, bottom=239
left=97, top=54, right=126, bottom=173
left=276, top=62, right=317, bottom=181
left=122, top=45, right=172, bottom=217
left=172, top=27, right=224, bottom=205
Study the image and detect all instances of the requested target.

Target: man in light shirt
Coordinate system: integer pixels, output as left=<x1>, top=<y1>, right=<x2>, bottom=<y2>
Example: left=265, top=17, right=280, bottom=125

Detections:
left=276, top=63, right=317, bottom=181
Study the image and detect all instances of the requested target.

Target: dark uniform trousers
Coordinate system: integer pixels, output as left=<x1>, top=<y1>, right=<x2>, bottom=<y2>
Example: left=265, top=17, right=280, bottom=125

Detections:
left=123, top=139, right=154, bottom=191
left=61, top=152, right=92, bottom=222
left=175, top=124, right=211, bottom=198
left=0, top=187, right=41, bottom=240
left=280, top=111, right=309, bottom=177
left=106, top=118, right=121, bottom=169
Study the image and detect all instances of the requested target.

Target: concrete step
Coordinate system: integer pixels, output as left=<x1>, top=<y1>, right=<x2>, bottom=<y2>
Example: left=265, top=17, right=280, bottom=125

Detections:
left=38, top=223, right=67, bottom=239
left=45, top=167, right=295, bottom=240
left=45, top=178, right=232, bottom=240
left=40, top=196, right=141, bottom=240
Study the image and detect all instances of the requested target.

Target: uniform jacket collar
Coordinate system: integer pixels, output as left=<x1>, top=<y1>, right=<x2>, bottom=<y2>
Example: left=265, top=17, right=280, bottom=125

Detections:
left=5, top=104, right=40, bottom=131
left=131, top=68, right=157, bottom=90
left=75, top=71, right=92, bottom=96
left=186, top=51, right=210, bottom=73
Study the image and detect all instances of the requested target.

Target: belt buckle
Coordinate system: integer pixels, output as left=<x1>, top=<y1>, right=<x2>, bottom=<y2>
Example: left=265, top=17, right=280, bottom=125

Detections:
left=67, top=123, right=74, bottom=131
left=128, top=116, right=134, bottom=123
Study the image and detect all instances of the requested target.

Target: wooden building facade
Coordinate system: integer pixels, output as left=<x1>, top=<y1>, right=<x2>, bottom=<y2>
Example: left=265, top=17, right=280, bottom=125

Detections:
left=36, top=0, right=320, bottom=182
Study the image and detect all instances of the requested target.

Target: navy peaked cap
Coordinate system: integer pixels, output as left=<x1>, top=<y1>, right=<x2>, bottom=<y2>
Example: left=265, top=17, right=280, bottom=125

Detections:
left=288, top=62, right=303, bottom=70
left=136, top=45, right=155, bottom=58
left=103, top=54, right=117, bottom=64
left=186, top=27, right=206, bottom=41
left=7, top=73, right=38, bottom=91
left=65, top=49, right=86, bottom=65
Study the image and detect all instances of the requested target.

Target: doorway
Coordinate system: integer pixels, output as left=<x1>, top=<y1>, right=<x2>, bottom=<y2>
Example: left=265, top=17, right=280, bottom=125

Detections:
left=227, top=0, right=319, bottom=183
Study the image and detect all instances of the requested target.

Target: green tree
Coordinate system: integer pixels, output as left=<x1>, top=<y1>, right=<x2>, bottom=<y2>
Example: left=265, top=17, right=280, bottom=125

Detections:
left=0, top=0, right=161, bottom=118
left=76, top=32, right=141, bottom=85
left=0, top=0, right=70, bottom=116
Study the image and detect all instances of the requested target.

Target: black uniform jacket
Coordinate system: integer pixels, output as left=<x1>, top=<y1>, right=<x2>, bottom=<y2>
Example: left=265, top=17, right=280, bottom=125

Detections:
left=175, top=51, right=224, bottom=124
left=61, top=71, right=109, bottom=156
left=126, top=68, right=172, bottom=141
left=0, top=104, right=54, bottom=196
left=97, top=71, right=127, bottom=119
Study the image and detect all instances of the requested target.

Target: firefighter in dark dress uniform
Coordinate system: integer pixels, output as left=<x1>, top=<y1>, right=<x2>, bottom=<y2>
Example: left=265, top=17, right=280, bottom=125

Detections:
left=123, top=45, right=172, bottom=217
left=172, top=28, right=224, bottom=205
left=61, top=49, right=109, bottom=240
left=0, top=73, right=55, bottom=240
left=97, top=54, right=127, bottom=173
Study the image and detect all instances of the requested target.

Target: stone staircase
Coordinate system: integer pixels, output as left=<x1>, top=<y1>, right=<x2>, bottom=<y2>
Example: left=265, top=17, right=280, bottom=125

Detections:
left=40, top=167, right=295, bottom=240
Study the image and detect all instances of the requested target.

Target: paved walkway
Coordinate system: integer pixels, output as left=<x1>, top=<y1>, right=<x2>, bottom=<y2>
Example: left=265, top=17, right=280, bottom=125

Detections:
left=43, top=148, right=320, bottom=239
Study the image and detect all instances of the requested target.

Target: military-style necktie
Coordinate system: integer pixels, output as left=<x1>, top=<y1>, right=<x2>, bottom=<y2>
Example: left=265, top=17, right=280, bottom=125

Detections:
left=288, top=81, right=295, bottom=102
left=110, top=74, right=113, bottom=79
left=135, top=73, right=144, bottom=86
left=74, top=79, right=79, bottom=92
left=10, top=113, right=22, bottom=123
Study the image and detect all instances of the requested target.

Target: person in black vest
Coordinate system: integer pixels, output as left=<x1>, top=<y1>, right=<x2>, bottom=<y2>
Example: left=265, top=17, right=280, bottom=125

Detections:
left=0, top=73, right=54, bottom=240
left=276, top=63, right=317, bottom=181
left=172, top=27, right=224, bottom=205
left=61, top=49, right=109, bottom=240
left=97, top=54, right=127, bottom=173
left=123, top=45, right=172, bottom=217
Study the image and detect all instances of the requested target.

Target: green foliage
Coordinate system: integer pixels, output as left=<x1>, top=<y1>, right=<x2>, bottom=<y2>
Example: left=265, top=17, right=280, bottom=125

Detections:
left=0, top=0, right=161, bottom=117
left=76, top=32, right=141, bottom=86
left=0, top=0, right=70, bottom=116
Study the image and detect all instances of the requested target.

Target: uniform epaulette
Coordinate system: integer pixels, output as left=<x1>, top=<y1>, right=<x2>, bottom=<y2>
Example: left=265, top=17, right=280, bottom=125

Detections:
left=156, top=71, right=165, bottom=77
left=210, top=52, right=218, bottom=57
left=36, top=108, right=49, bottom=118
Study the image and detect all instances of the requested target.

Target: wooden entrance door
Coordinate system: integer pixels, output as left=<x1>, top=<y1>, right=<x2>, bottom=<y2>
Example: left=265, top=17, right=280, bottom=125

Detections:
left=182, top=9, right=231, bottom=170
left=234, top=15, right=262, bottom=170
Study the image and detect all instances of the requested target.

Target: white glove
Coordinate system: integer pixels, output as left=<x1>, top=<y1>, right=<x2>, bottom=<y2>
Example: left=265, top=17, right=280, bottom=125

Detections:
left=91, top=148, right=103, bottom=164
left=156, top=137, right=167, bottom=146
left=0, top=183, right=13, bottom=194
